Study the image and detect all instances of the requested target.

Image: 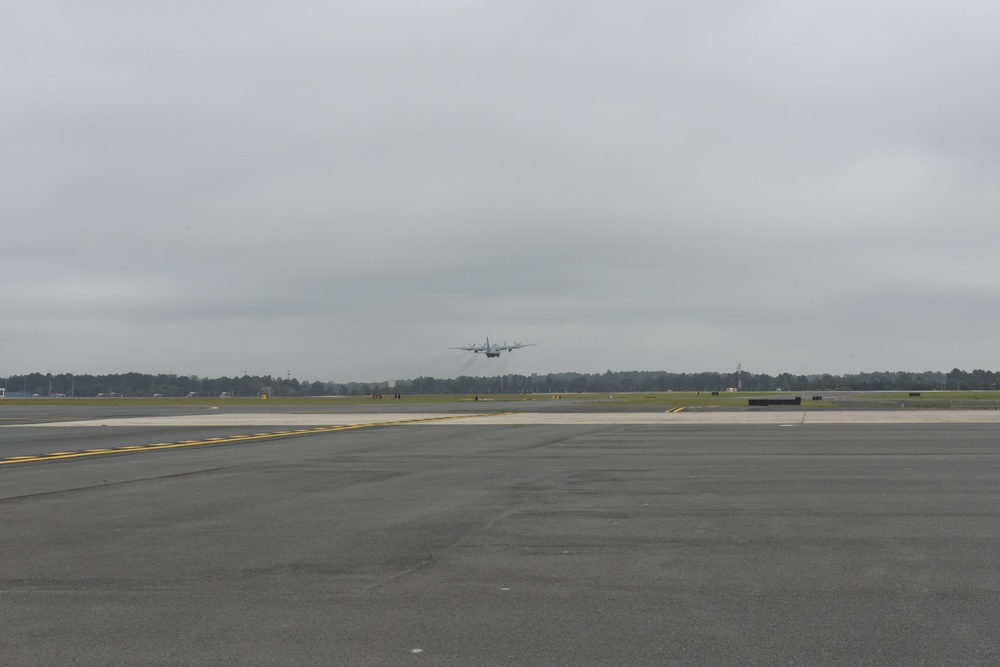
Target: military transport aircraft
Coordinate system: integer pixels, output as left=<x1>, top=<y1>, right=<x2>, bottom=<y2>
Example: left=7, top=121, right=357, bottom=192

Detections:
left=450, top=338, right=537, bottom=358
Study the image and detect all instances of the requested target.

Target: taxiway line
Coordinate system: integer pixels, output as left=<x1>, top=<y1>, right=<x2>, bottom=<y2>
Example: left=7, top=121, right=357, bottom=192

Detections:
left=0, top=413, right=503, bottom=467
left=11, top=410, right=1000, bottom=429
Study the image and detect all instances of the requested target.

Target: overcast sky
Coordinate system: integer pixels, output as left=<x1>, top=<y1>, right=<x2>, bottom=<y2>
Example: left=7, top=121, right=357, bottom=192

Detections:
left=4, top=1, right=999, bottom=382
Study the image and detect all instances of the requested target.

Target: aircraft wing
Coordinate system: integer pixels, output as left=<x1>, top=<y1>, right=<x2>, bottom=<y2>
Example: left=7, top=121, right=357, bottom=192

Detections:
left=496, top=343, right=537, bottom=351
left=450, top=345, right=486, bottom=352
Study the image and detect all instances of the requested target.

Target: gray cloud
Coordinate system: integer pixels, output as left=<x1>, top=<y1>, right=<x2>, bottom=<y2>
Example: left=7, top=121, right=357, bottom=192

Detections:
left=4, top=1, right=999, bottom=381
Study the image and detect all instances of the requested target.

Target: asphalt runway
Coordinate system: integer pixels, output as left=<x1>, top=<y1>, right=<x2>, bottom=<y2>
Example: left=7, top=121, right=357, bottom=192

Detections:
left=2, top=409, right=1000, bottom=665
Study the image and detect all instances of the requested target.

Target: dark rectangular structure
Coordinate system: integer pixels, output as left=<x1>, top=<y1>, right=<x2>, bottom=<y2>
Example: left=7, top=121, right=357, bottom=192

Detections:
left=749, top=397, right=802, bottom=407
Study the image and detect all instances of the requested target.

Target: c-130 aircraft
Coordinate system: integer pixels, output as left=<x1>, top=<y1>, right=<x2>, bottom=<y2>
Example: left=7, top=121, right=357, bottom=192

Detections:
left=450, top=337, right=537, bottom=358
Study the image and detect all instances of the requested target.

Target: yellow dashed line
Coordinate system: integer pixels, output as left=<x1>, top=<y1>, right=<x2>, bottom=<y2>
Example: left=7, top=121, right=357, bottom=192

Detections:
left=0, top=413, right=502, bottom=467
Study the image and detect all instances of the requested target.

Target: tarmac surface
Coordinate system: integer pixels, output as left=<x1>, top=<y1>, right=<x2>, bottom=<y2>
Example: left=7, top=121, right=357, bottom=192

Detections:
left=2, top=405, right=1000, bottom=665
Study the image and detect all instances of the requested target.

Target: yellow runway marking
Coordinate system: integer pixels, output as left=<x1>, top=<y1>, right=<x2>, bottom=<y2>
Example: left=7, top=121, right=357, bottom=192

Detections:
left=0, top=413, right=504, bottom=467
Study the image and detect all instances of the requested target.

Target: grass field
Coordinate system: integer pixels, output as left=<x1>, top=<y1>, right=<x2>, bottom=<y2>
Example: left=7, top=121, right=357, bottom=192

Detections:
left=2, top=391, right=998, bottom=410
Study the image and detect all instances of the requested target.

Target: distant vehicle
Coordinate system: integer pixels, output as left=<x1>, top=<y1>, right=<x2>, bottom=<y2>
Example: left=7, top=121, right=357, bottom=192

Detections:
left=450, top=337, right=537, bottom=358
left=219, top=392, right=230, bottom=398
left=153, top=394, right=164, bottom=398
left=52, top=393, right=66, bottom=397
left=186, top=392, right=197, bottom=398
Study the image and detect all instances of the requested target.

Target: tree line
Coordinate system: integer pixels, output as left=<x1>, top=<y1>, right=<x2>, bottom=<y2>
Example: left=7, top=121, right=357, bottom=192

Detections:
left=398, top=368, right=998, bottom=394
left=1, top=373, right=321, bottom=398
left=2, top=368, right=997, bottom=398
